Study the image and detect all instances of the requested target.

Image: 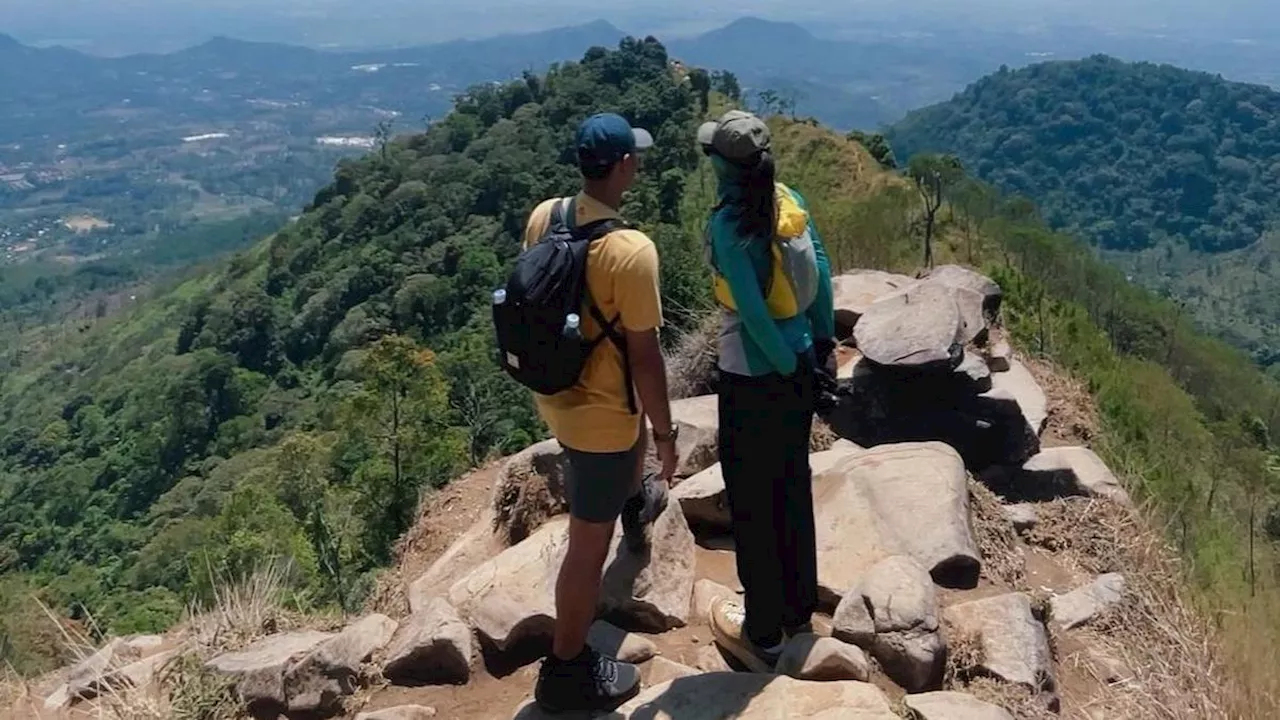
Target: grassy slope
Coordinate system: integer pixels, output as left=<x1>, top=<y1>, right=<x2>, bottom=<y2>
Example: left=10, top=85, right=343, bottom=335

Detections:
left=768, top=118, right=1277, bottom=715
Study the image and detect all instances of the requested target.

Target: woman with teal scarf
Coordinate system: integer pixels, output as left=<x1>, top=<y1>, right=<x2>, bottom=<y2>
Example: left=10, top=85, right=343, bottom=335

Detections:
left=697, top=110, right=837, bottom=672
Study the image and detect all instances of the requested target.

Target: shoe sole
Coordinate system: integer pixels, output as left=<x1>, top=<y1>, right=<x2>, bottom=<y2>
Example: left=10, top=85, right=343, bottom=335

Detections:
left=709, top=617, right=774, bottom=674
left=534, top=681, right=642, bottom=716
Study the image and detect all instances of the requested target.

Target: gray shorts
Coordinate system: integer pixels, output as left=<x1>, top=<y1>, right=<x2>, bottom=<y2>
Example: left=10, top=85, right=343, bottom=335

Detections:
left=562, top=440, right=642, bottom=524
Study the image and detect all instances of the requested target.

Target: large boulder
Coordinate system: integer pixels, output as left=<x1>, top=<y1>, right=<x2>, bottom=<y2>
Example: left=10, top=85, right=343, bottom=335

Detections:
left=1051, top=573, right=1126, bottom=630
left=944, top=593, right=1055, bottom=693
left=831, top=270, right=917, bottom=336
left=955, top=351, right=993, bottom=394
left=285, top=614, right=398, bottom=713
left=948, top=286, right=990, bottom=346
left=448, top=497, right=695, bottom=652
left=73, top=648, right=179, bottom=703
left=206, top=631, right=334, bottom=714
left=382, top=599, right=472, bottom=686
left=814, top=443, right=981, bottom=599
left=645, top=657, right=699, bottom=685
left=827, top=368, right=1040, bottom=472
left=1022, top=447, right=1131, bottom=505
left=852, top=556, right=946, bottom=692
left=905, top=691, right=1015, bottom=720
left=675, top=442, right=864, bottom=535
left=987, top=359, right=1048, bottom=437
left=775, top=634, right=871, bottom=682
left=671, top=463, right=729, bottom=532
left=586, top=621, right=656, bottom=664
left=665, top=395, right=721, bottom=479
left=924, top=265, right=1003, bottom=321
left=854, top=283, right=964, bottom=372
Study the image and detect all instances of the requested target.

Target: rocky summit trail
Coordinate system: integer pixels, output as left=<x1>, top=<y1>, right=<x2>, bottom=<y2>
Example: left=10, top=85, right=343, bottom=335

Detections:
left=10, top=266, right=1179, bottom=720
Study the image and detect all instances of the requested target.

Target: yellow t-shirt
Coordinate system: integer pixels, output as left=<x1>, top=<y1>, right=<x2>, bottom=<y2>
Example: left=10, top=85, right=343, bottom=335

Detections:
left=521, top=192, right=663, bottom=453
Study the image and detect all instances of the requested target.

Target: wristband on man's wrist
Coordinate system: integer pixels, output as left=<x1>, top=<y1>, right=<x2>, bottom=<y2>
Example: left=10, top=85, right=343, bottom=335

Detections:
left=653, top=425, right=679, bottom=443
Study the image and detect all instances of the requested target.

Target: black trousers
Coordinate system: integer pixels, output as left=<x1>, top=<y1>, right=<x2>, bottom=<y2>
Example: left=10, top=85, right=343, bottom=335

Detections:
left=718, top=362, right=819, bottom=647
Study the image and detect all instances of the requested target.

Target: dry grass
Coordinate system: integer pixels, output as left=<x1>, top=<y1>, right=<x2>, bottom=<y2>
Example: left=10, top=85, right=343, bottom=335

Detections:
left=491, top=452, right=566, bottom=546
left=159, top=652, right=239, bottom=720
left=177, top=560, right=298, bottom=655
left=1022, top=354, right=1100, bottom=448
left=1025, top=498, right=1231, bottom=719
left=666, top=312, right=719, bottom=401
left=968, top=478, right=1027, bottom=589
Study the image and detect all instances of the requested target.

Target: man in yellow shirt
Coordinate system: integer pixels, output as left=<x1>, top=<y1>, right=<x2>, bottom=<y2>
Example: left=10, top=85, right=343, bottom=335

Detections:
left=523, top=113, right=677, bottom=714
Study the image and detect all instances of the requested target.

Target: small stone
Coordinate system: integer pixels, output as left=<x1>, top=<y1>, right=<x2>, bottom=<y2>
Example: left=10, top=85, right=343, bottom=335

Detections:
left=988, top=341, right=1012, bottom=373
left=776, top=634, right=871, bottom=681
left=1004, top=503, right=1039, bottom=532
left=944, top=593, right=1055, bottom=692
left=1022, top=447, right=1131, bottom=505
left=1051, top=573, right=1126, bottom=630
left=586, top=621, right=656, bottom=664
left=832, top=591, right=875, bottom=647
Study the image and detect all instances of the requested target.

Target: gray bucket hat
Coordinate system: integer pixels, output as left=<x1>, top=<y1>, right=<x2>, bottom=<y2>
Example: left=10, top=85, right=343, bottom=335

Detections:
left=697, top=110, right=771, bottom=164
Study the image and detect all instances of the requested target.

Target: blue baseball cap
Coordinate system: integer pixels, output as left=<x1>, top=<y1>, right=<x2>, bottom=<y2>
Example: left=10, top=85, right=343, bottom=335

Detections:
left=576, top=113, right=654, bottom=169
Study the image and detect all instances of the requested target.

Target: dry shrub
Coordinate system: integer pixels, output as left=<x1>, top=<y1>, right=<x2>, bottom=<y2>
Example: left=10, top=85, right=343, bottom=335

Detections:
left=967, top=478, right=1027, bottom=589
left=1028, top=498, right=1230, bottom=719
left=491, top=451, right=567, bottom=545
left=177, top=560, right=298, bottom=655
left=961, top=678, right=1059, bottom=720
left=809, top=418, right=838, bottom=452
left=160, top=652, right=240, bottom=720
left=666, top=312, right=719, bottom=401
left=943, top=622, right=985, bottom=689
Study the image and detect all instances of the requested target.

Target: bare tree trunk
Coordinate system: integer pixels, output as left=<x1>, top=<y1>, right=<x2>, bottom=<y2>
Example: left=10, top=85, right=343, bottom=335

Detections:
left=1250, top=491, right=1258, bottom=598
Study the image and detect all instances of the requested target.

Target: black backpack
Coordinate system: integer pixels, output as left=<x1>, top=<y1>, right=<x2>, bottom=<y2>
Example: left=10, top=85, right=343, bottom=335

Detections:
left=492, top=198, right=637, bottom=414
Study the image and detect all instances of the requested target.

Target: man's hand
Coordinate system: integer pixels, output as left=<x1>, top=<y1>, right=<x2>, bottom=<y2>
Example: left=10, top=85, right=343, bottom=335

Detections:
left=655, top=434, right=678, bottom=484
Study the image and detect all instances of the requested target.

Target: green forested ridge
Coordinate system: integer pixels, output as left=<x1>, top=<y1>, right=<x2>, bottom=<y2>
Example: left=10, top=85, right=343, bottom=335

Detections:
left=886, top=54, right=1280, bottom=368
left=4, top=38, right=1280, bottom=711
left=0, top=36, right=706, bottom=673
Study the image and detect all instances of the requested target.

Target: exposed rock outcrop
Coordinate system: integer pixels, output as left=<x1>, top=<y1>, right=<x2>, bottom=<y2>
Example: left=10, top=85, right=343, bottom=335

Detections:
left=286, top=613, right=398, bottom=712
left=905, top=691, right=1015, bottom=720
left=206, top=630, right=334, bottom=714
left=775, top=634, right=871, bottom=682
left=815, top=443, right=981, bottom=597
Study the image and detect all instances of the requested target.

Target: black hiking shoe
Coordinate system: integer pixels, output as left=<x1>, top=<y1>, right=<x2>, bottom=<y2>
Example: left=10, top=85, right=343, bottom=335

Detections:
left=621, top=472, right=667, bottom=553
left=534, top=646, right=642, bottom=714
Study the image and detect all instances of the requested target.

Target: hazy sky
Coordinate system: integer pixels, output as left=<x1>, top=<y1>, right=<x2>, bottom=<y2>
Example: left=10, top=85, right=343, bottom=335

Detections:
left=3, top=0, right=1278, bottom=54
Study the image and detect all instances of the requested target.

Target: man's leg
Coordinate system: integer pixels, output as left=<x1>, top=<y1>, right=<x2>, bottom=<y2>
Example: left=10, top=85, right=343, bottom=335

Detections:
left=536, top=442, right=642, bottom=713
left=552, top=516, right=615, bottom=659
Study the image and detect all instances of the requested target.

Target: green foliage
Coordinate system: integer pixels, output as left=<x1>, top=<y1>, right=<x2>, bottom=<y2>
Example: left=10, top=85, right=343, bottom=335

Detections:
left=846, top=130, right=897, bottom=169
left=889, top=55, right=1280, bottom=254
left=0, top=36, right=704, bottom=672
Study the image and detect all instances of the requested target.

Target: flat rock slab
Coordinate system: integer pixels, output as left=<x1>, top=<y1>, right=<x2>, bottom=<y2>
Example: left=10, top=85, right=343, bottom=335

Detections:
left=944, top=593, right=1054, bottom=692
left=207, top=630, right=334, bottom=712
left=1052, top=573, right=1126, bottom=630
left=776, top=634, right=871, bottom=682
left=409, top=506, right=505, bottom=614
left=287, top=613, right=398, bottom=712
left=832, top=270, right=917, bottom=335
left=1022, top=447, right=1131, bottom=505
left=383, top=598, right=471, bottom=686
left=356, top=706, right=438, bottom=720
left=814, top=443, right=981, bottom=599
left=854, top=283, right=964, bottom=371
left=987, top=359, right=1048, bottom=437
left=507, top=674, right=899, bottom=719
left=905, top=691, right=1014, bottom=720
left=449, top=497, right=695, bottom=652
left=645, top=657, right=699, bottom=686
